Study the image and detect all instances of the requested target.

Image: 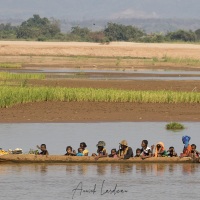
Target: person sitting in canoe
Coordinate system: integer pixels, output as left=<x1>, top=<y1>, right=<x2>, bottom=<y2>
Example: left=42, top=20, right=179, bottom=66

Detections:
left=65, top=146, right=76, bottom=156
left=167, top=146, right=178, bottom=157
left=92, top=141, right=107, bottom=160
left=153, top=142, right=168, bottom=157
left=117, top=140, right=133, bottom=159
left=140, top=140, right=152, bottom=159
left=135, top=148, right=141, bottom=157
left=37, top=144, right=49, bottom=155
left=80, top=142, right=89, bottom=156
left=180, top=135, right=192, bottom=157
left=189, top=144, right=199, bottom=158
left=108, top=148, right=118, bottom=158
left=76, top=148, right=84, bottom=156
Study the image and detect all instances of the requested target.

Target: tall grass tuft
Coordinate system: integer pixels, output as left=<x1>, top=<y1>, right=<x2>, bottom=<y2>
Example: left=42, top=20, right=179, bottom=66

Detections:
left=0, top=87, right=200, bottom=108
left=0, top=72, right=45, bottom=80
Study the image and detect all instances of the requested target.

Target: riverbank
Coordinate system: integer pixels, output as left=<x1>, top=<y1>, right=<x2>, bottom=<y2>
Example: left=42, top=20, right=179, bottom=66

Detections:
left=1, top=41, right=200, bottom=70
left=1, top=101, right=200, bottom=123
left=0, top=79, right=200, bottom=122
left=0, top=41, right=200, bottom=123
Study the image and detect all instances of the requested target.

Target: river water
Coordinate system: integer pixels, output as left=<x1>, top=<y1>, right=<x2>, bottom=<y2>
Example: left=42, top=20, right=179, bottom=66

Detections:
left=0, top=122, right=200, bottom=200
left=2, top=67, right=200, bottom=81
left=0, top=163, right=200, bottom=200
left=1, top=122, right=200, bottom=154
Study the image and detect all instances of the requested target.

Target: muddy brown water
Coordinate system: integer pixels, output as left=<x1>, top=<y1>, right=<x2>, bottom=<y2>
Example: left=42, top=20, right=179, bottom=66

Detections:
left=0, top=122, right=200, bottom=200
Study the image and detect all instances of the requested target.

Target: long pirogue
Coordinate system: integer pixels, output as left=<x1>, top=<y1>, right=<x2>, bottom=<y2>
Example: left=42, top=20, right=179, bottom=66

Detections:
left=0, top=154, right=198, bottom=163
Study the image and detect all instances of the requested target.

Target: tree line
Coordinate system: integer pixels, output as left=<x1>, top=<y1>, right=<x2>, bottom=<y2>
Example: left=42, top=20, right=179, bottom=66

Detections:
left=1, top=15, right=200, bottom=43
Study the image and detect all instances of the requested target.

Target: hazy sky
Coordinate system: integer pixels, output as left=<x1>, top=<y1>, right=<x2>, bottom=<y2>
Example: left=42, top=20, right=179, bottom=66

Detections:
left=0, top=0, right=200, bottom=20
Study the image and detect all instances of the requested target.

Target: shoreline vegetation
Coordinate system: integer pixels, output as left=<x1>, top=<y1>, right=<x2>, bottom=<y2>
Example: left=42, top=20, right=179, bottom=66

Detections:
left=0, top=86, right=200, bottom=108
left=1, top=15, right=200, bottom=44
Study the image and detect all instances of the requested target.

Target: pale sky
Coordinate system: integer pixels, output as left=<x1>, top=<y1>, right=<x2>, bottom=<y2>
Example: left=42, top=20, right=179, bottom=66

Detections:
left=0, top=0, right=199, bottom=20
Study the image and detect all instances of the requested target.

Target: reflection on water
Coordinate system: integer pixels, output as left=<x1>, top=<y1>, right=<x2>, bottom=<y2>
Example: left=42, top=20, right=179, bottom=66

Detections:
left=96, top=164, right=108, bottom=176
left=0, top=163, right=200, bottom=200
left=1, top=163, right=199, bottom=176
left=182, top=163, right=198, bottom=175
left=66, top=164, right=77, bottom=174
left=118, top=164, right=133, bottom=174
left=35, top=164, right=48, bottom=175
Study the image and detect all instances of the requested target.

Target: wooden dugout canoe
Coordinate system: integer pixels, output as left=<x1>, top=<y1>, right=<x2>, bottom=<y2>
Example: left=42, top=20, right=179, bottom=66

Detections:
left=0, top=154, right=199, bottom=163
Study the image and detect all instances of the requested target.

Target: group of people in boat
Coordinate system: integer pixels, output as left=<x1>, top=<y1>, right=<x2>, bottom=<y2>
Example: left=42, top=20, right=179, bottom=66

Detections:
left=36, top=135, right=199, bottom=160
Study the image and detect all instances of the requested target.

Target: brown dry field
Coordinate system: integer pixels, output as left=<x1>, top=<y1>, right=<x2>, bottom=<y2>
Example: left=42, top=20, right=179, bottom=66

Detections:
left=0, top=41, right=200, bottom=122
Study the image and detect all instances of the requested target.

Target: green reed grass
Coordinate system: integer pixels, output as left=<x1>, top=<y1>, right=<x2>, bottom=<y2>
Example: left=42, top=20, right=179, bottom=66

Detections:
left=0, top=87, right=200, bottom=108
left=149, top=55, right=200, bottom=66
left=0, top=63, right=22, bottom=68
left=0, top=72, right=45, bottom=80
left=162, top=55, right=200, bottom=65
left=166, top=122, right=185, bottom=130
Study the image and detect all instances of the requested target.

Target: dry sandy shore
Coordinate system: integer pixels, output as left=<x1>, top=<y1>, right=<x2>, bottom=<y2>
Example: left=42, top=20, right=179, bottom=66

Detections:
left=0, top=41, right=200, bottom=123
left=0, top=41, right=200, bottom=59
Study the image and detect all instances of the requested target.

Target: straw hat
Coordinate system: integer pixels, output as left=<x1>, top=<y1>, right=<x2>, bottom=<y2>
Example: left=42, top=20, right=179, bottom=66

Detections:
left=96, top=141, right=106, bottom=147
left=120, top=140, right=128, bottom=146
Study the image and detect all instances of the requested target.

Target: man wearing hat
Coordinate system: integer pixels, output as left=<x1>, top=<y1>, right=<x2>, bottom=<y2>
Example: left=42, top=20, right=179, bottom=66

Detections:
left=92, top=141, right=108, bottom=160
left=118, top=140, right=133, bottom=159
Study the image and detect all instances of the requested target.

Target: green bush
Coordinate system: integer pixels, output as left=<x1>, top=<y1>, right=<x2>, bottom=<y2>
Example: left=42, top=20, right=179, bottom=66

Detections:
left=16, top=14, right=61, bottom=39
left=166, top=122, right=185, bottom=130
left=195, top=29, right=200, bottom=41
left=104, top=22, right=145, bottom=41
left=166, top=30, right=197, bottom=42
